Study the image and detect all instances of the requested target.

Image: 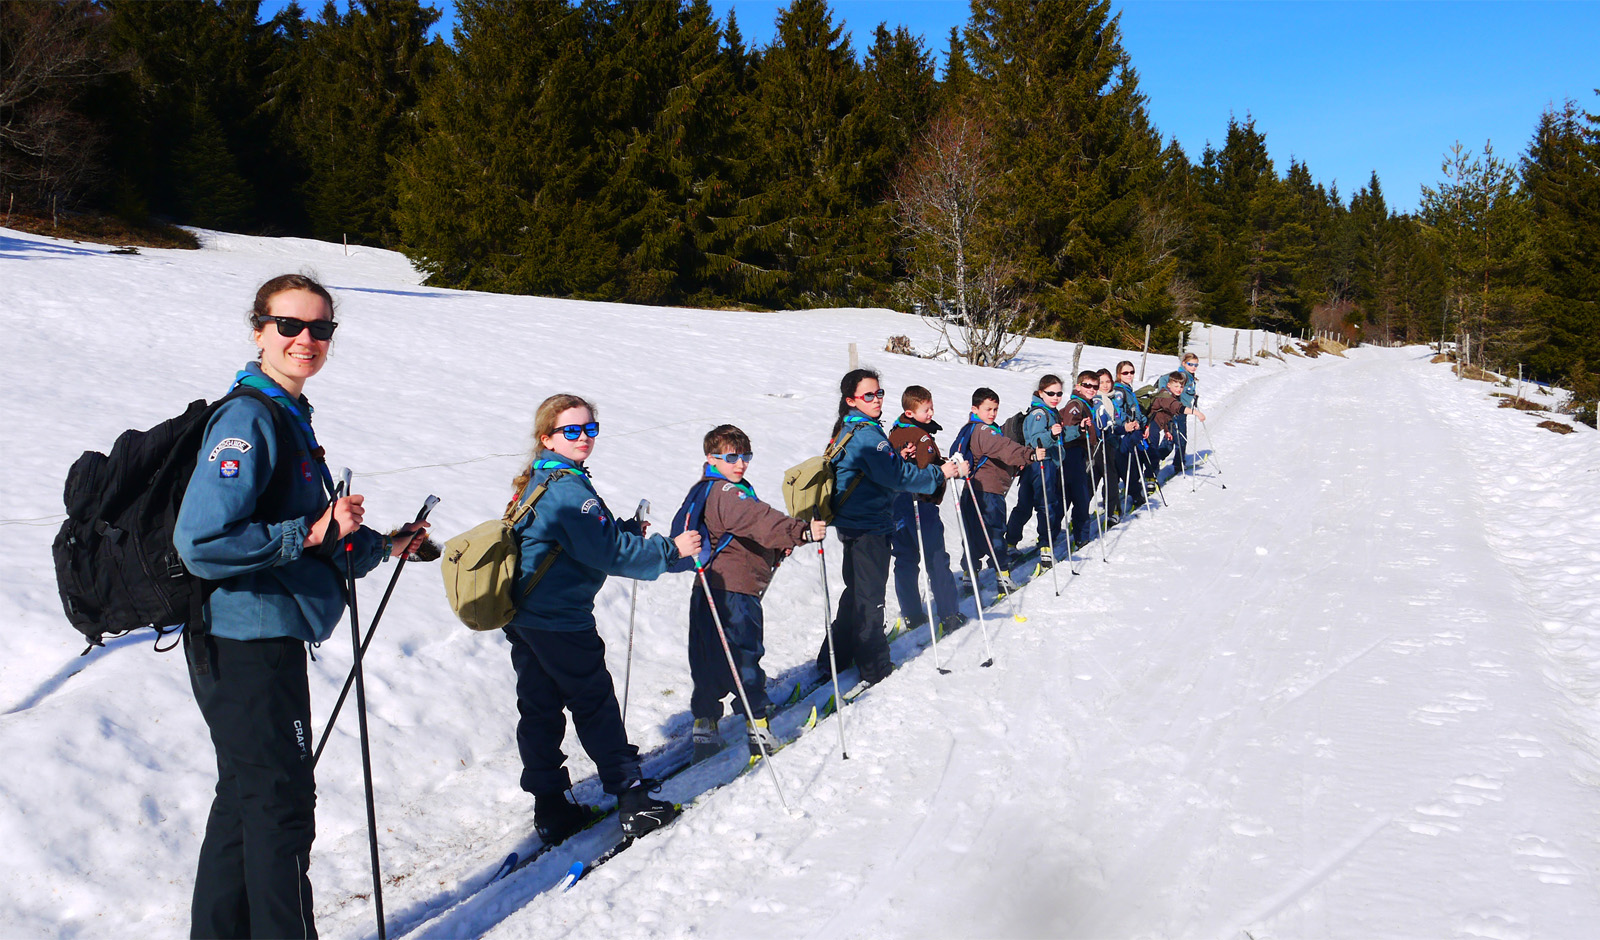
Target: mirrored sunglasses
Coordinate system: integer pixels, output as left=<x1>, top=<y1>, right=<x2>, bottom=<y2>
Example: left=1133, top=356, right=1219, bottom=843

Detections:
left=554, top=422, right=600, bottom=440
left=712, top=453, right=753, bottom=464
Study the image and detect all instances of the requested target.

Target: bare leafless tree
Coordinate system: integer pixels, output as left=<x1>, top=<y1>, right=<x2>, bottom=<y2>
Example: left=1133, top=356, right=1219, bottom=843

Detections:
left=0, top=1, right=110, bottom=207
left=893, top=112, right=1032, bottom=367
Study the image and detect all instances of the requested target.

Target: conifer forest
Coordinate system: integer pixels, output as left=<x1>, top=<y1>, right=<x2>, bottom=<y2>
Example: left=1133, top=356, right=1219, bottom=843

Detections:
left=2, top=0, right=1596, bottom=406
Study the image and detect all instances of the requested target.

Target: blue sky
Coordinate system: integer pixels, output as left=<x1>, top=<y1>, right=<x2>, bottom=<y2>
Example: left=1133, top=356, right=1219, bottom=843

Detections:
left=286, top=0, right=1599, bottom=214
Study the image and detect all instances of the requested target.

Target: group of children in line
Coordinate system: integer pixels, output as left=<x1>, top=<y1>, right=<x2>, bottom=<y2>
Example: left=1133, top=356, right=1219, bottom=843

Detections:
left=175, top=272, right=1211, bottom=939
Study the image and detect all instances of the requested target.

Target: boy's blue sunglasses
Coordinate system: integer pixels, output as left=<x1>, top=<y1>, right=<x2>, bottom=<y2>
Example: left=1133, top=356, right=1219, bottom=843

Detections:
left=554, top=422, right=600, bottom=440
left=711, top=453, right=753, bottom=464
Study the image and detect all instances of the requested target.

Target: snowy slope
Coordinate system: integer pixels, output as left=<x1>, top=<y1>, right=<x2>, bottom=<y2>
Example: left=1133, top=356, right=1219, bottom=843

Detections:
left=1, top=226, right=1596, bottom=939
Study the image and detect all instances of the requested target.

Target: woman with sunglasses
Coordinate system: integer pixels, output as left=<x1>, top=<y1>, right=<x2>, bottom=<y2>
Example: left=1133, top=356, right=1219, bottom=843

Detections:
left=504, top=394, right=701, bottom=847
left=817, top=369, right=964, bottom=687
left=1003, top=375, right=1067, bottom=572
left=1110, top=360, right=1149, bottom=510
left=174, top=274, right=428, bottom=940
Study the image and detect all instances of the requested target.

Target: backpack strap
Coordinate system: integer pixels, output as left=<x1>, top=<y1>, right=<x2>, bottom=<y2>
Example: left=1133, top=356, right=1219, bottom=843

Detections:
left=506, top=475, right=566, bottom=597
left=826, top=424, right=865, bottom=513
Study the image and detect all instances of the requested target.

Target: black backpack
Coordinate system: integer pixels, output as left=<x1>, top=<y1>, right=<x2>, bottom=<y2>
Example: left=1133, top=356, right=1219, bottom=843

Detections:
left=52, top=387, right=294, bottom=656
left=1000, top=410, right=1028, bottom=445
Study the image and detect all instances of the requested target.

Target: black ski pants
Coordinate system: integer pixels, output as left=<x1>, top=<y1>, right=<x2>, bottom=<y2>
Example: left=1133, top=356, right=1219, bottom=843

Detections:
left=186, top=632, right=318, bottom=940
left=689, top=584, right=772, bottom=722
left=816, top=529, right=893, bottom=685
left=506, top=625, right=641, bottom=797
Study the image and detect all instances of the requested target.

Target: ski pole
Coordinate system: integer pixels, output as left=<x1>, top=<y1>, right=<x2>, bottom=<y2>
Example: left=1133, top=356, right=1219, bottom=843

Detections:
left=1200, top=419, right=1228, bottom=489
left=911, top=500, right=950, bottom=674
left=1084, top=441, right=1107, bottom=564
left=955, top=479, right=996, bottom=667
left=1143, top=436, right=1170, bottom=508
left=1039, top=455, right=1062, bottom=598
left=337, top=469, right=386, bottom=940
left=620, top=499, right=649, bottom=726
left=1178, top=426, right=1197, bottom=494
left=815, top=540, right=849, bottom=759
left=692, top=562, right=792, bottom=813
left=314, top=494, right=439, bottom=767
left=1054, top=440, right=1080, bottom=576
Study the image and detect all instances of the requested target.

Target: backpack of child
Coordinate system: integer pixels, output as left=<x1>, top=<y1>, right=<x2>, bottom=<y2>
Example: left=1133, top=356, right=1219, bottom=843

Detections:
left=781, top=423, right=863, bottom=523
left=666, top=478, right=738, bottom=574
left=441, top=477, right=563, bottom=631
left=52, top=387, right=295, bottom=655
left=1000, top=411, right=1028, bottom=445
left=949, top=419, right=991, bottom=472
left=1135, top=384, right=1159, bottom=412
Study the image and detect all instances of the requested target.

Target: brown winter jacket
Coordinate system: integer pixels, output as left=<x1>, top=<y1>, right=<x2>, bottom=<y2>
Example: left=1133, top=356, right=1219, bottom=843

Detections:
left=1148, top=389, right=1184, bottom=433
left=701, top=473, right=810, bottom=597
left=964, top=420, right=1034, bottom=497
left=887, top=415, right=948, bottom=505
left=1059, top=394, right=1099, bottom=450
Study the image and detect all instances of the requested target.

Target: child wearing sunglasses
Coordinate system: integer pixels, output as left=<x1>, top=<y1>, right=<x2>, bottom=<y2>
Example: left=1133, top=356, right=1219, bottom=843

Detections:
left=1109, top=360, right=1148, bottom=510
left=173, top=274, right=428, bottom=940
left=503, top=394, right=702, bottom=846
left=1057, top=371, right=1100, bottom=546
left=817, top=369, right=964, bottom=689
left=1003, top=375, right=1067, bottom=572
left=887, top=386, right=966, bottom=636
left=1176, top=353, right=1201, bottom=471
left=679, top=425, right=827, bottom=762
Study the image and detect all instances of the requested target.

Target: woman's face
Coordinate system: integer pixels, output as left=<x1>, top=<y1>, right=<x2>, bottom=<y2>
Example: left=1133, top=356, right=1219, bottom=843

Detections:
left=541, top=406, right=596, bottom=463
left=848, top=377, right=884, bottom=419
left=253, top=289, right=333, bottom=392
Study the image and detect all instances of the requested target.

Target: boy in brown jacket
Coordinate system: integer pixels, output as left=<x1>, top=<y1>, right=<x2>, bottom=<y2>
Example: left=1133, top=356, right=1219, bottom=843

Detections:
left=676, top=425, right=827, bottom=761
left=951, top=387, right=1039, bottom=593
left=887, top=386, right=965, bottom=635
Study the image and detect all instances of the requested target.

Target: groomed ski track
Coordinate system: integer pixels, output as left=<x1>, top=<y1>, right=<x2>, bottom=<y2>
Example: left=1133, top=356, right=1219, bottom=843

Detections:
left=2, top=228, right=1597, bottom=939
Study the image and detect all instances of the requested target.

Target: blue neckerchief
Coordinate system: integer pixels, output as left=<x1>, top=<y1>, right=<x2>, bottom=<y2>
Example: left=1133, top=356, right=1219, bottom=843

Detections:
left=230, top=363, right=333, bottom=493
left=967, top=413, right=1001, bottom=433
left=533, top=455, right=589, bottom=477
left=843, top=411, right=879, bottom=428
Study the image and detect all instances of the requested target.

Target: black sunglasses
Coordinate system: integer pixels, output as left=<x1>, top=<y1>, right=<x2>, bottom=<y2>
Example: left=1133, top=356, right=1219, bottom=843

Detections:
left=254, top=315, right=339, bottom=341
left=554, top=422, right=600, bottom=440
left=1040, top=390, right=1064, bottom=398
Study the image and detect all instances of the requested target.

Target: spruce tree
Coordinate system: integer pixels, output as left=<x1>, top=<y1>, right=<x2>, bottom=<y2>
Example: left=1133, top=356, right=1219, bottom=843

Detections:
left=1522, top=99, right=1600, bottom=390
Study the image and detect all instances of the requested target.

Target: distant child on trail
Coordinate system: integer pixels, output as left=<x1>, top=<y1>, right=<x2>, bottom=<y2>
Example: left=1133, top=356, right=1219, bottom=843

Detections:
left=1176, top=353, right=1200, bottom=470
left=1057, top=372, right=1100, bottom=545
left=1110, top=360, right=1148, bottom=511
left=952, top=387, right=1038, bottom=593
left=1003, top=375, right=1067, bottom=572
left=818, top=369, right=963, bottom=688
left=504, top=394, right=701, bottom=846
left=887, top=386, right=966, bottom=635
left=678, top=425, right=826, bottom=761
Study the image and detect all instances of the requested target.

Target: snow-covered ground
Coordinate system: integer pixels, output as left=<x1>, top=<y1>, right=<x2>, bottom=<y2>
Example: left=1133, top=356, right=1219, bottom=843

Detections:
left=2, top=225, right=1597, bottom=939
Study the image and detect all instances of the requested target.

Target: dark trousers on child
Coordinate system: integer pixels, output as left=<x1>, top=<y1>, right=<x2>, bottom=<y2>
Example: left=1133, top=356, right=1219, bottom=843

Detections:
left=1003, top=460, right=1064, bottom=550
left=186, top=632, right=318, bottom=940
left=1174, top=413, right=1189, bottom=472
left=890, top=493, right=960, bottom=626
left=506, top=625, right=641, bottom=796
left=689, top=584, right=772, bottom=721
left=815, top=529, right=893, bottom=685
left=1060, top=446, right=1094, bottom=544
left=959, top=484, right=1012, bottom=573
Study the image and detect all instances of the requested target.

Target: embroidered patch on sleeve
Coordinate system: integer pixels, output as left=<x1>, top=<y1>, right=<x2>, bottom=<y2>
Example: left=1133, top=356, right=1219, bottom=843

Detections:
left=208, top=438, right=253, bottom=461
left=219, top=459, right=240, bottom=478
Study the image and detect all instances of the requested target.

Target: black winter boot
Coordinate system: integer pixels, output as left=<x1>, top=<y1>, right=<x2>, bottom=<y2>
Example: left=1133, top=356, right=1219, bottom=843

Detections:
left=535, top=791, right=597, bottom=845
left=617, top=779, right=680, bottom=839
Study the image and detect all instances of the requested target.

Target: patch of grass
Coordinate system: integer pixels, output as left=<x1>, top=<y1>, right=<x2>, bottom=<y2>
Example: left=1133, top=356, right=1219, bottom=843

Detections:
left=1537, top=420, right=1574, bottom=435
left=1492, top=394, right=1543, bottom=412
left=3, top=207, right=199, bottom=250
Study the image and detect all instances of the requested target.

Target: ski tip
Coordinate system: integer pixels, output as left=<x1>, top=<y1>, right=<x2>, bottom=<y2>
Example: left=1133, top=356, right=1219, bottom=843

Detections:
left=559, top=861, right=584, bottom=892
left=487, top=852, right=517, bottom=885
left=802, top=705, right=818, bottom=730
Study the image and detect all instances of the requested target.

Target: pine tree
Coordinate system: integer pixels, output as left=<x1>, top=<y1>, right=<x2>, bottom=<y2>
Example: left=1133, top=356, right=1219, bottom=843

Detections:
left=938, top=26, right=974, bottom=108
left=1522, top=98, right=1600, bottom=392
left=290, top=0, right=442, bottom=246
left=967, top=0, right=1168, bottom=344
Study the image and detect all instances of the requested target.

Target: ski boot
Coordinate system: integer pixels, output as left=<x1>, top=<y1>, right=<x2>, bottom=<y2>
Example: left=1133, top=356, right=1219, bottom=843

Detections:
left=996, top=570, right=1018, bottom=596
left=938, top=612, right=970, bottom=637
left=746, top=715, right=779, bottom=759
left=618, top=779, right=680, bottom=839
left=692, top=717, right=722, bottom=762
left=1032, top=546, right=1054, bottom=577
left=534, top=791, right=599, bottom=846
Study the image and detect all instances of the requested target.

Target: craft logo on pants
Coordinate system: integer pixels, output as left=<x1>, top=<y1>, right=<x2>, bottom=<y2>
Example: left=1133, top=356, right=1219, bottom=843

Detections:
left=293, top=720, right=308, bottom=760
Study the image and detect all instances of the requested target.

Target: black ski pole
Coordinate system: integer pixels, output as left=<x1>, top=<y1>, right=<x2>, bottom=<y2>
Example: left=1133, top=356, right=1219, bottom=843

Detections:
left=338, top=469, right=386, bottom=940
left=314, top=494, right=439, bottom=767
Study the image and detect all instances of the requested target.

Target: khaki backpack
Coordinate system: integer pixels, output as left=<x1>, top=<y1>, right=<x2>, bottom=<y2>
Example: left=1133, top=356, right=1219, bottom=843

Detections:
left=782, top=424, right=862, bottom=523
left=441, top=478, right=563, bottom=631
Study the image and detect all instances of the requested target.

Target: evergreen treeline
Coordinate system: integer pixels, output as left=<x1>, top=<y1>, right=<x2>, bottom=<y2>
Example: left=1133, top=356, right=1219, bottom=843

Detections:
left=2, top=0, right=1595, bottom=404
